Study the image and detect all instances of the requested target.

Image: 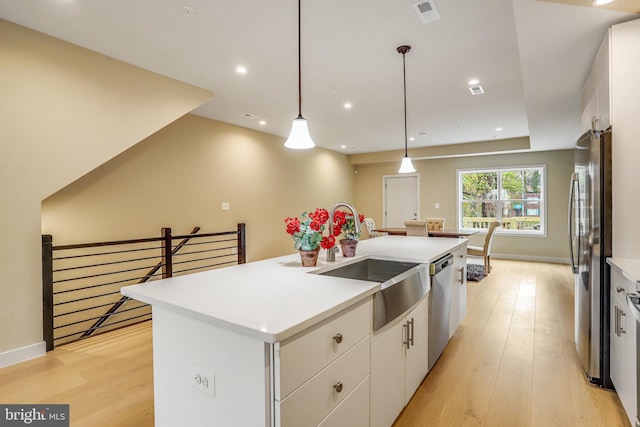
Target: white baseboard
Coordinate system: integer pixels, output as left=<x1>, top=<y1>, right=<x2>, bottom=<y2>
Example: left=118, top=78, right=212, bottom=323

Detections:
left=0, top=341, right=46, bottom=369
left=467, top=253, right=570, bottom=265
left=491, top=253, right=570, bottom=265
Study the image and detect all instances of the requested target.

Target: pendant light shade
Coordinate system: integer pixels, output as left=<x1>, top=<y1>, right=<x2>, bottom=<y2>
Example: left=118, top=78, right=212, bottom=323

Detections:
left=284, top=0, right=315, bottom=149
left=399, top=155, right=416, bottom=173
left=397, top=45, right=415, bottom=173
left=284, top=115, right=315, bottom=149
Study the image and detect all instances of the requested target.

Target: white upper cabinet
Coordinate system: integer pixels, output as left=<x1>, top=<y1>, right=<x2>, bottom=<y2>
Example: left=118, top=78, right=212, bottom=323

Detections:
left=581, top=30, right=611, bottom=132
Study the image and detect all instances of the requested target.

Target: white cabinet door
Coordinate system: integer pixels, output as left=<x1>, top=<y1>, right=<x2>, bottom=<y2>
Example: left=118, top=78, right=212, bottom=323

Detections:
left=595, top=30, right=611, bottom=130
left=581, top=73, right=594, bottom=131
left=622, top=300, right=637, bottom=424
left=371, top=318, right=405, bottom=427
left=610, top=266, right=638, bottom=427
left=405, top=297, right=429, bottom=402
left=610, top=294, right=625, bottom=398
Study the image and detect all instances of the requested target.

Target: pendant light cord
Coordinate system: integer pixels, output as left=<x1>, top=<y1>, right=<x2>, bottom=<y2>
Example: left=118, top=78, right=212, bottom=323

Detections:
left=297, top=0, right=302, bottom=118
left=402, top=51, right=408, bottom=157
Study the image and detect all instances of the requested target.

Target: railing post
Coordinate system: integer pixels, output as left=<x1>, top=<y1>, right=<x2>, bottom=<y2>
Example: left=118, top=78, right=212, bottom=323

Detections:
left=42, top=235, right=54, bottom=351
left=162, top=227, right=173, bottom=278
left=237, top=223, right=246, bottom=264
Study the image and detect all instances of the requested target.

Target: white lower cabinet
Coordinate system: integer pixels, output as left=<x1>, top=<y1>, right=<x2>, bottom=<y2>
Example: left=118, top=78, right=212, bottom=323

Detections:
left=609, top=266, right=637, bottom=427
left=370, top=297, right=429, bottom=427
left=274, top=298, right=372, bottom=427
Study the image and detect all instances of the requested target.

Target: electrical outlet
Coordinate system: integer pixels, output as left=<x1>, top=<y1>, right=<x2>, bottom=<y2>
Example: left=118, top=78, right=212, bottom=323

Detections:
left=435, top=202, right=440, bottom=209
left=221, top=202, right=230, bottom=211
left=230, top=247, right=237, bottom=255
left=192, top=364, right=215, bottom=398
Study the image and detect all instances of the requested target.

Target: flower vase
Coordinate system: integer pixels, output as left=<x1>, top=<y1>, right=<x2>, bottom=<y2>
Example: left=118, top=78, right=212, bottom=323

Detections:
left=340, top=239, right=358, bottom=257
left=299, top=248, right=320, bottom=267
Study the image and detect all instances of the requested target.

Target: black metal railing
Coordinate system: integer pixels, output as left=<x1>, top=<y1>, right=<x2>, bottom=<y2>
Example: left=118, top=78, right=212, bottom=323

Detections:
left=42, top=224, right=246, bottom=350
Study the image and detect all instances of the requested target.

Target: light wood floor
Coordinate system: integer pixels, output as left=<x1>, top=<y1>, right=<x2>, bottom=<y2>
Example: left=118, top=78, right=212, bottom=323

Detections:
left=0, top=260, right=630, bottom=426
left=395, top=260, right=629, bottom=427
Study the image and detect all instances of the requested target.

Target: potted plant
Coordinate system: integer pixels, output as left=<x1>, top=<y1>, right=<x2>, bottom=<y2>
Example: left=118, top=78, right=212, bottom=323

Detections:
left=332, top=210, right=366, bottom=257
left=284, top=208, right=335, bottom=266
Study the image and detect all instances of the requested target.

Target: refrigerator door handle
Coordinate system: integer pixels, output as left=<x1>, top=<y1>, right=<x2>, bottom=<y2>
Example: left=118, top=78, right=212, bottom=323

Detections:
left=568, top=173, right=579, bottom=274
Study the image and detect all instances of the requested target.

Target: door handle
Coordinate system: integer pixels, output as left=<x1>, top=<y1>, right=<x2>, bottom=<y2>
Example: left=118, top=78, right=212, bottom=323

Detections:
left=568, top=174, right=579, bottom=274
left=408, top=318, right=414, bottom=347
left=403, top=322, right=410, bottom=349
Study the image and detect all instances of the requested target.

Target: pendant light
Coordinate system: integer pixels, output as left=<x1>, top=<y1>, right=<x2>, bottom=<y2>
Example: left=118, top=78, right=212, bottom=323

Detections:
left=397, top=45, right=416, bottom=173
left=284, top=0, right=315, bottom=149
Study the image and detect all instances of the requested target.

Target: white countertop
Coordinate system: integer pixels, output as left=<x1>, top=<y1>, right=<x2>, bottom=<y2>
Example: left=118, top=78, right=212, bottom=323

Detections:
left=121, top=236, right=467, bottom=343
left=607, top=257, right=640, bottom=284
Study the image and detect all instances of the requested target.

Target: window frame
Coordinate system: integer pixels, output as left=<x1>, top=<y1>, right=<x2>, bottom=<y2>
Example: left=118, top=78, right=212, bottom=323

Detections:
left=456, top=165, right=547, bottom=237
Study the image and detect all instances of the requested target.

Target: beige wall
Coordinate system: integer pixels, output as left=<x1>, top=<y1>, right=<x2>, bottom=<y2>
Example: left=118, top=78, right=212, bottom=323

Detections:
left=0, top=19, right=211, bottom=355
left=353, top=149, right=575, bottom=262
left=42, top=114, right=356, bottom=263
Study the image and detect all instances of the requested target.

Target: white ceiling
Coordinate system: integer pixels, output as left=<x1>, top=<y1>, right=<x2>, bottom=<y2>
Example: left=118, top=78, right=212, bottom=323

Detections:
left=1, top=0, right=637, bottom=154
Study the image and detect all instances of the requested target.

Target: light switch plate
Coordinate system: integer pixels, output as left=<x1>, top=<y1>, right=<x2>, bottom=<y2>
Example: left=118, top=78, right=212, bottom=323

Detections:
left=221, top=202, right=230, bottom=211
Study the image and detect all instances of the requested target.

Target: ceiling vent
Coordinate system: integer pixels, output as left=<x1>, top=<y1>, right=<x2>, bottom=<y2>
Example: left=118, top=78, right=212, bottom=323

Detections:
left=469, top=85, right=485, bottom=96
left=413, top=0, right=441, bottom=23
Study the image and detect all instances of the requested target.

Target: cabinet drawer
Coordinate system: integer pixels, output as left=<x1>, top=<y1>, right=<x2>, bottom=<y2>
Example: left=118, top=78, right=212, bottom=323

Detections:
left=276, top=336, right=370, bottom=427
left=611, top=267, right=636, bottom=298
left=275, top=298, right=371, bottom=399
left=318, top=376, right=370, bottom=427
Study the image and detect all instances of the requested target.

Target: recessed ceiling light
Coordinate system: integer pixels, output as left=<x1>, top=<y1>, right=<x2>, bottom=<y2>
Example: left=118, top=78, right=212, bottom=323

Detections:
left=592, top=0, right=613, bottom=5
left=495, top=127, right=503, bottom=131
left=340, top=145, right=347, bottom=149
left=343, top=103, right=352, bottom=109
left=468, top=79, right=480, bottom=85
left=236, top=66, right=247, bottom=74
left=182, top=6, right=194, bottom=16
left=259, top=120, right=266, bottom=125
left=409, top=137, right=415, bottom=141
left=469, top=85, right=484, bottom=95
left=241, top=113, right=258, bottom=119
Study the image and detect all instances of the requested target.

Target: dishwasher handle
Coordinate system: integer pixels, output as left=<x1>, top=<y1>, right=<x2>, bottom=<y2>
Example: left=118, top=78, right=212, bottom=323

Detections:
left=430, top=253, right=454, bottom=276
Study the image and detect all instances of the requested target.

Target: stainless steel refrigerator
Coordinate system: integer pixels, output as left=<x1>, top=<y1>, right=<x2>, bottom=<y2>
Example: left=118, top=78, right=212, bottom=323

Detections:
left=568, top=128, right=612, bottom=388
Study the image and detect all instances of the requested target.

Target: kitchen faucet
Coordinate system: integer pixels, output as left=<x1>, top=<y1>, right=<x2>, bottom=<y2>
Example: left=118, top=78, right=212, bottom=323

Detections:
left=327, top=202, right=361, bottom=262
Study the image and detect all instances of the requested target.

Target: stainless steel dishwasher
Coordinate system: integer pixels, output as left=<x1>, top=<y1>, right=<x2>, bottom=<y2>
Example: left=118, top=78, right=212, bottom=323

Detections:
left=428, top=253, right=454, bottom=371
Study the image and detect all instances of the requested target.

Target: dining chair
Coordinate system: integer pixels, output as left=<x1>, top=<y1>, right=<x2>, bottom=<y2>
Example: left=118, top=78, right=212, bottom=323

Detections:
left=467, top=220, right=500, bottom=273
left=363, top=217, right=386, bottom=238
left=404, top=220, right=429, bottom=237
left=425, top=218, right=445, bottom=231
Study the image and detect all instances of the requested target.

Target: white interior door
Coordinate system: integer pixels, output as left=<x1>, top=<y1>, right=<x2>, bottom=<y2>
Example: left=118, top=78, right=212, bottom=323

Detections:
left=384, top=174, right=419, bottom=227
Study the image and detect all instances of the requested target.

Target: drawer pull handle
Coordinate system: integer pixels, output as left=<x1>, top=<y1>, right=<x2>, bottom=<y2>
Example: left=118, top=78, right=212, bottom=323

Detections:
left=333, top=333, right=343, bottom=344
left=617, top=286, right=625, bottom=293
left=333, top=382, right=343, bottom=393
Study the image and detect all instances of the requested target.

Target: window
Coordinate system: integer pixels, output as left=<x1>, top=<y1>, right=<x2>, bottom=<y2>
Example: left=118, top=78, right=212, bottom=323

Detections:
left=457, top=166, right=545, bottom=235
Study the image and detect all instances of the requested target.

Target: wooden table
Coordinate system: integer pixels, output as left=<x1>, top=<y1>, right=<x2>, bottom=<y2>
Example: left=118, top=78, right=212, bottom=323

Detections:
left=374, top=228, right=479, bottom=238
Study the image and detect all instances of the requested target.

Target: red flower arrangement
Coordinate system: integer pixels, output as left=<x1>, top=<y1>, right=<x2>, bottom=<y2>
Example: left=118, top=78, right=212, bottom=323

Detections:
left=285, top=208, right=336, bottom=251
left=332, top=210, right=366, bottom=241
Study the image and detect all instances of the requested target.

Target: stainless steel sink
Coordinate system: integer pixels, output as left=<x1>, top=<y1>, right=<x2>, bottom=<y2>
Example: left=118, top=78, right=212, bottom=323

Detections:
left=316, top=258, right=430, bottom=330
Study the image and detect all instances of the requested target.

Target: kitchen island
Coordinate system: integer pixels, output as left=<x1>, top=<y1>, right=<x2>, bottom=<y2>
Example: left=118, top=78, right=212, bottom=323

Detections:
left=121, top=235, right=467, bottom=427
